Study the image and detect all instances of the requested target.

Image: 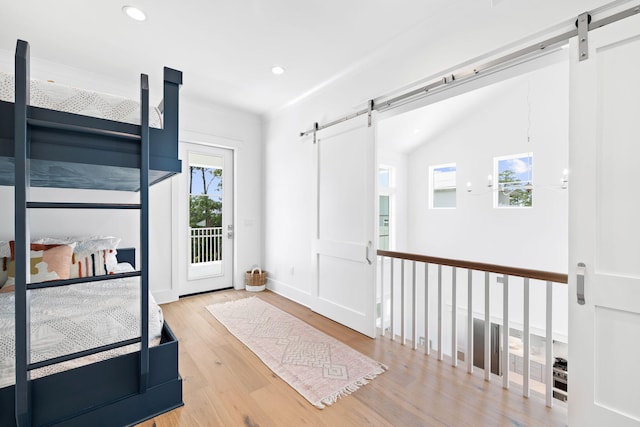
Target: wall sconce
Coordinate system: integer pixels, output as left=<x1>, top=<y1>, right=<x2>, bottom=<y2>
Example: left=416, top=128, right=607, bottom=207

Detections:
left=466, top=181, right=472, bottom=192
left=524, top=182, right=533, bottom=192
left=487, top=175, right=493, bottom=188
left=561, top=169, right=569, bottom=189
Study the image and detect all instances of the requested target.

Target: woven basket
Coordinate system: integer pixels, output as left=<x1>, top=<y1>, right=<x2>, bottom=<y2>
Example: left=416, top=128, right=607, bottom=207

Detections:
left=245, top=267, right=266, bottom=292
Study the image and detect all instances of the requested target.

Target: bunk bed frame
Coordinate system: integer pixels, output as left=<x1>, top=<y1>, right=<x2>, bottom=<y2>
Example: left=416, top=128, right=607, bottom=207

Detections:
left=0, top=40, right=183, bottom=426
left=0, top=48, right=182, bottom=190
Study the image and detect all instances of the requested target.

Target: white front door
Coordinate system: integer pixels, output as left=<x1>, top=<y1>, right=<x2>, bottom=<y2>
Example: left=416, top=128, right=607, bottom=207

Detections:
left=569, top=13, right=640, bottom=426
left=313, top=114, right=377, bottom=338
left=178, top=142, right=234, bottom=295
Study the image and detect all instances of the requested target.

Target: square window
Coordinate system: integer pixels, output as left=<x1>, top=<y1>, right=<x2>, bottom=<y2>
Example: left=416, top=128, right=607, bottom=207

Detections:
left=494, top=153, right=533, bottom=208
left=430, top=164, right=456, bottom=209
left=379, top=167, right=390, bottom=188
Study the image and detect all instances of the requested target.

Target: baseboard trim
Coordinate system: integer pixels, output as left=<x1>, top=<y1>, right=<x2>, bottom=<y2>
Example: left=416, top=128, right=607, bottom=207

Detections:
left=266, top=278, right=312, bottom=308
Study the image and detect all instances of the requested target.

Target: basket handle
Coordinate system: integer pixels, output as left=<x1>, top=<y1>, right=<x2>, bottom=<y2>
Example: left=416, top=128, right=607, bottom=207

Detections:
left=250, top=266, right=262, bottom=275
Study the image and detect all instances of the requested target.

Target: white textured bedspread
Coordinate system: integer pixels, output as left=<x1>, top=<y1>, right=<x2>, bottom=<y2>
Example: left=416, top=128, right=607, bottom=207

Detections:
left=0, top=71, right=162, bottom=128
left=0, top=268, right=163, bottom=389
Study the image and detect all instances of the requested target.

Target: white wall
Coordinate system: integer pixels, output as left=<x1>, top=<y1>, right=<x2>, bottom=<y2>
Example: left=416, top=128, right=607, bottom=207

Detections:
left=401, top=60, right=569, bottom=273
left=0, top=53, right=262, bottom=304
left=263, top=0, right=604, bottom=309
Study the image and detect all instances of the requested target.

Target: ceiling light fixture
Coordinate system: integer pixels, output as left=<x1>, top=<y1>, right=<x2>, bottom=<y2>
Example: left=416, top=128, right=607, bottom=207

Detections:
left=271, top=66, right=285, bottom=75
left=122, top=5, right=147, bottom=21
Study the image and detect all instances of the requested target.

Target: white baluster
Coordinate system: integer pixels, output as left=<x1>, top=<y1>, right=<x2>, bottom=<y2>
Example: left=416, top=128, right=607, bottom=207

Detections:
left=467, top=269, right=473, bottom=374
left=452, top=267, right=457, bottom=367
left=401, top=260, right=405, bottom=345
left=425, top=263, right=430, bottom=356
left=381, top=256, right=385, bottom=337
left=485, top=271, right=491, bottom=382
left=503, top=274, right=509, bottom=389
left=412, top=261, right=417, bottom=350
left=523, top=278, right=530, bottom=398
left=546, top=281, right=553, bottom=408
left=438, top=264, right=443, bottom=361
left=390, top=259, right=395, bottom=341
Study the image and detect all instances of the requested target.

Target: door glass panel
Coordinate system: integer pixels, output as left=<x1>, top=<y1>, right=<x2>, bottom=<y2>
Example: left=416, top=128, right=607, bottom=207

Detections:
left=378, top=166, right=392, bottom=250
left=379, top=195, right=390, bottom=250
left=189, top=153, right=223, bottom=266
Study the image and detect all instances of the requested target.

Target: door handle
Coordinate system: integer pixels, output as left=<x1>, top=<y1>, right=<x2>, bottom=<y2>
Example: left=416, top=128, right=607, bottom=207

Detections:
left=365, top=241, right=372, bottom=265
left=576, top=262, right=586, bottom=305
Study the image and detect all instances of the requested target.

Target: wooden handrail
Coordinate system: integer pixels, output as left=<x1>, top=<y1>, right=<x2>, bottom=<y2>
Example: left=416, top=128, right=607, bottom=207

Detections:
left=377, top=250, right=568, bottom=284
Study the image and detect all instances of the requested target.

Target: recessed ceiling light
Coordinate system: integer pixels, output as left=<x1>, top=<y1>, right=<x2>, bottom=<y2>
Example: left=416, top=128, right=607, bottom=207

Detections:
left=122, top=5, right=147, bottom=21
left=271, top=66, right=285, bottom=75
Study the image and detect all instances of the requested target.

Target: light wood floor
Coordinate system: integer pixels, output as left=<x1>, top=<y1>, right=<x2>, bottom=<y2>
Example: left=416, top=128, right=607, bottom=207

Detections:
left=138, top=290, right=567, bottom=427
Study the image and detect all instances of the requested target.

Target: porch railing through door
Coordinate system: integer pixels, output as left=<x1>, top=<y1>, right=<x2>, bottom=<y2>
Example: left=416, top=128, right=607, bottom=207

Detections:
left=190, top=227, right=223, bottom=264
left=377, top=250, right=568, bottom=407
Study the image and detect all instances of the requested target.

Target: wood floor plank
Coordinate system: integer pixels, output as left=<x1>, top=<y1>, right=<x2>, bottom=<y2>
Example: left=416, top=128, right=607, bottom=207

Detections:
left=140, top=290, right=567, bottom=427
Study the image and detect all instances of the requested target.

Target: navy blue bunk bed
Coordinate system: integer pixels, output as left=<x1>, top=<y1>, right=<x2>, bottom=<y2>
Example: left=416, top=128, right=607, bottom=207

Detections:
left=0, top=40, right=183, bottom=426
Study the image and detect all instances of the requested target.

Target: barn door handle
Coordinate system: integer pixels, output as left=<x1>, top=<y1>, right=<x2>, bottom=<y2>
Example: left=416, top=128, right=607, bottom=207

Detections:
left=366, top=241, right=372, bottom=265
left=577, top=262, right=586, bottom=305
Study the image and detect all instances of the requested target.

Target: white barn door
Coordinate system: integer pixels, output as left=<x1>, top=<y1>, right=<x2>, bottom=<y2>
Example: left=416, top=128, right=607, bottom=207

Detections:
left=313, top=115, right=377, bottom=338
left=569, top=13, right=640, bottom=427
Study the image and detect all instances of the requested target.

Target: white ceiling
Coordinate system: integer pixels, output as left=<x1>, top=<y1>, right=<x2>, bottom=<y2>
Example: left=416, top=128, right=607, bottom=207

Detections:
left=377, top=59, right=551, bottom=154
left=0, top=0, right=618, bottom=117
left=0, top=0, right=459, bottom=115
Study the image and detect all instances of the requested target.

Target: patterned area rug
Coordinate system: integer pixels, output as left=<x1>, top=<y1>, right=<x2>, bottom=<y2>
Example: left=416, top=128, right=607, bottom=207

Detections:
left=206, top=297, right=387, bottom=408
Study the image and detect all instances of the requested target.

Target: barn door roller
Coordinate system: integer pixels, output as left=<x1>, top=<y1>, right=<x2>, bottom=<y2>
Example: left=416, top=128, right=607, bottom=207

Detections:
left=576, top=12, right=591, bottom=62
left=367, top=99, right=374, bottom=127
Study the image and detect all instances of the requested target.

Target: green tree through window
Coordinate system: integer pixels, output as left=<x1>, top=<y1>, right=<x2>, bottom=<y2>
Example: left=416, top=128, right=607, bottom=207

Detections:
left=189, top=167, right=222, bottom=228
left=496, top=154, right=533, bottom=207
left=189, top=166, right=223, bottom=263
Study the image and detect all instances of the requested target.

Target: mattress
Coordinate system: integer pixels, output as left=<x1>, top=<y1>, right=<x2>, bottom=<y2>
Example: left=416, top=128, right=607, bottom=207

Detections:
left=0, top=263, right=164, bottom=389
left=0, top=71, right=162, bottom=128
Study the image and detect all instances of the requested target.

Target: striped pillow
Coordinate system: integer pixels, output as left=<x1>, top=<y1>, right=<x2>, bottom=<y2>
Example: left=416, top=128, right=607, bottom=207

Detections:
left=70, top=249, right=117, bottom=278
left=0, top=257, right=8, bottom=288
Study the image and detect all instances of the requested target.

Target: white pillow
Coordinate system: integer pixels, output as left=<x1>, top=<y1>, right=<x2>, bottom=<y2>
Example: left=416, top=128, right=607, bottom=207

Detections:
left=33, top=235, right=120, bottom=253
left=33, top=236, right=121, bottom=271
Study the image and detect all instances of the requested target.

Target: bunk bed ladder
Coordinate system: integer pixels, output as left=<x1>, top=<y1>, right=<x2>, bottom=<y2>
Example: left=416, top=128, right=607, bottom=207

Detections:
left=14, top=37, right=31, bottom=427
left=13, top=39, right=151, bottom=426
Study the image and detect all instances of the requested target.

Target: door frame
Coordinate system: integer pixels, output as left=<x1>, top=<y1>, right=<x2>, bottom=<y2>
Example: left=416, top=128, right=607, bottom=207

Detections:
left=172, top=137, right=237, bottom=297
